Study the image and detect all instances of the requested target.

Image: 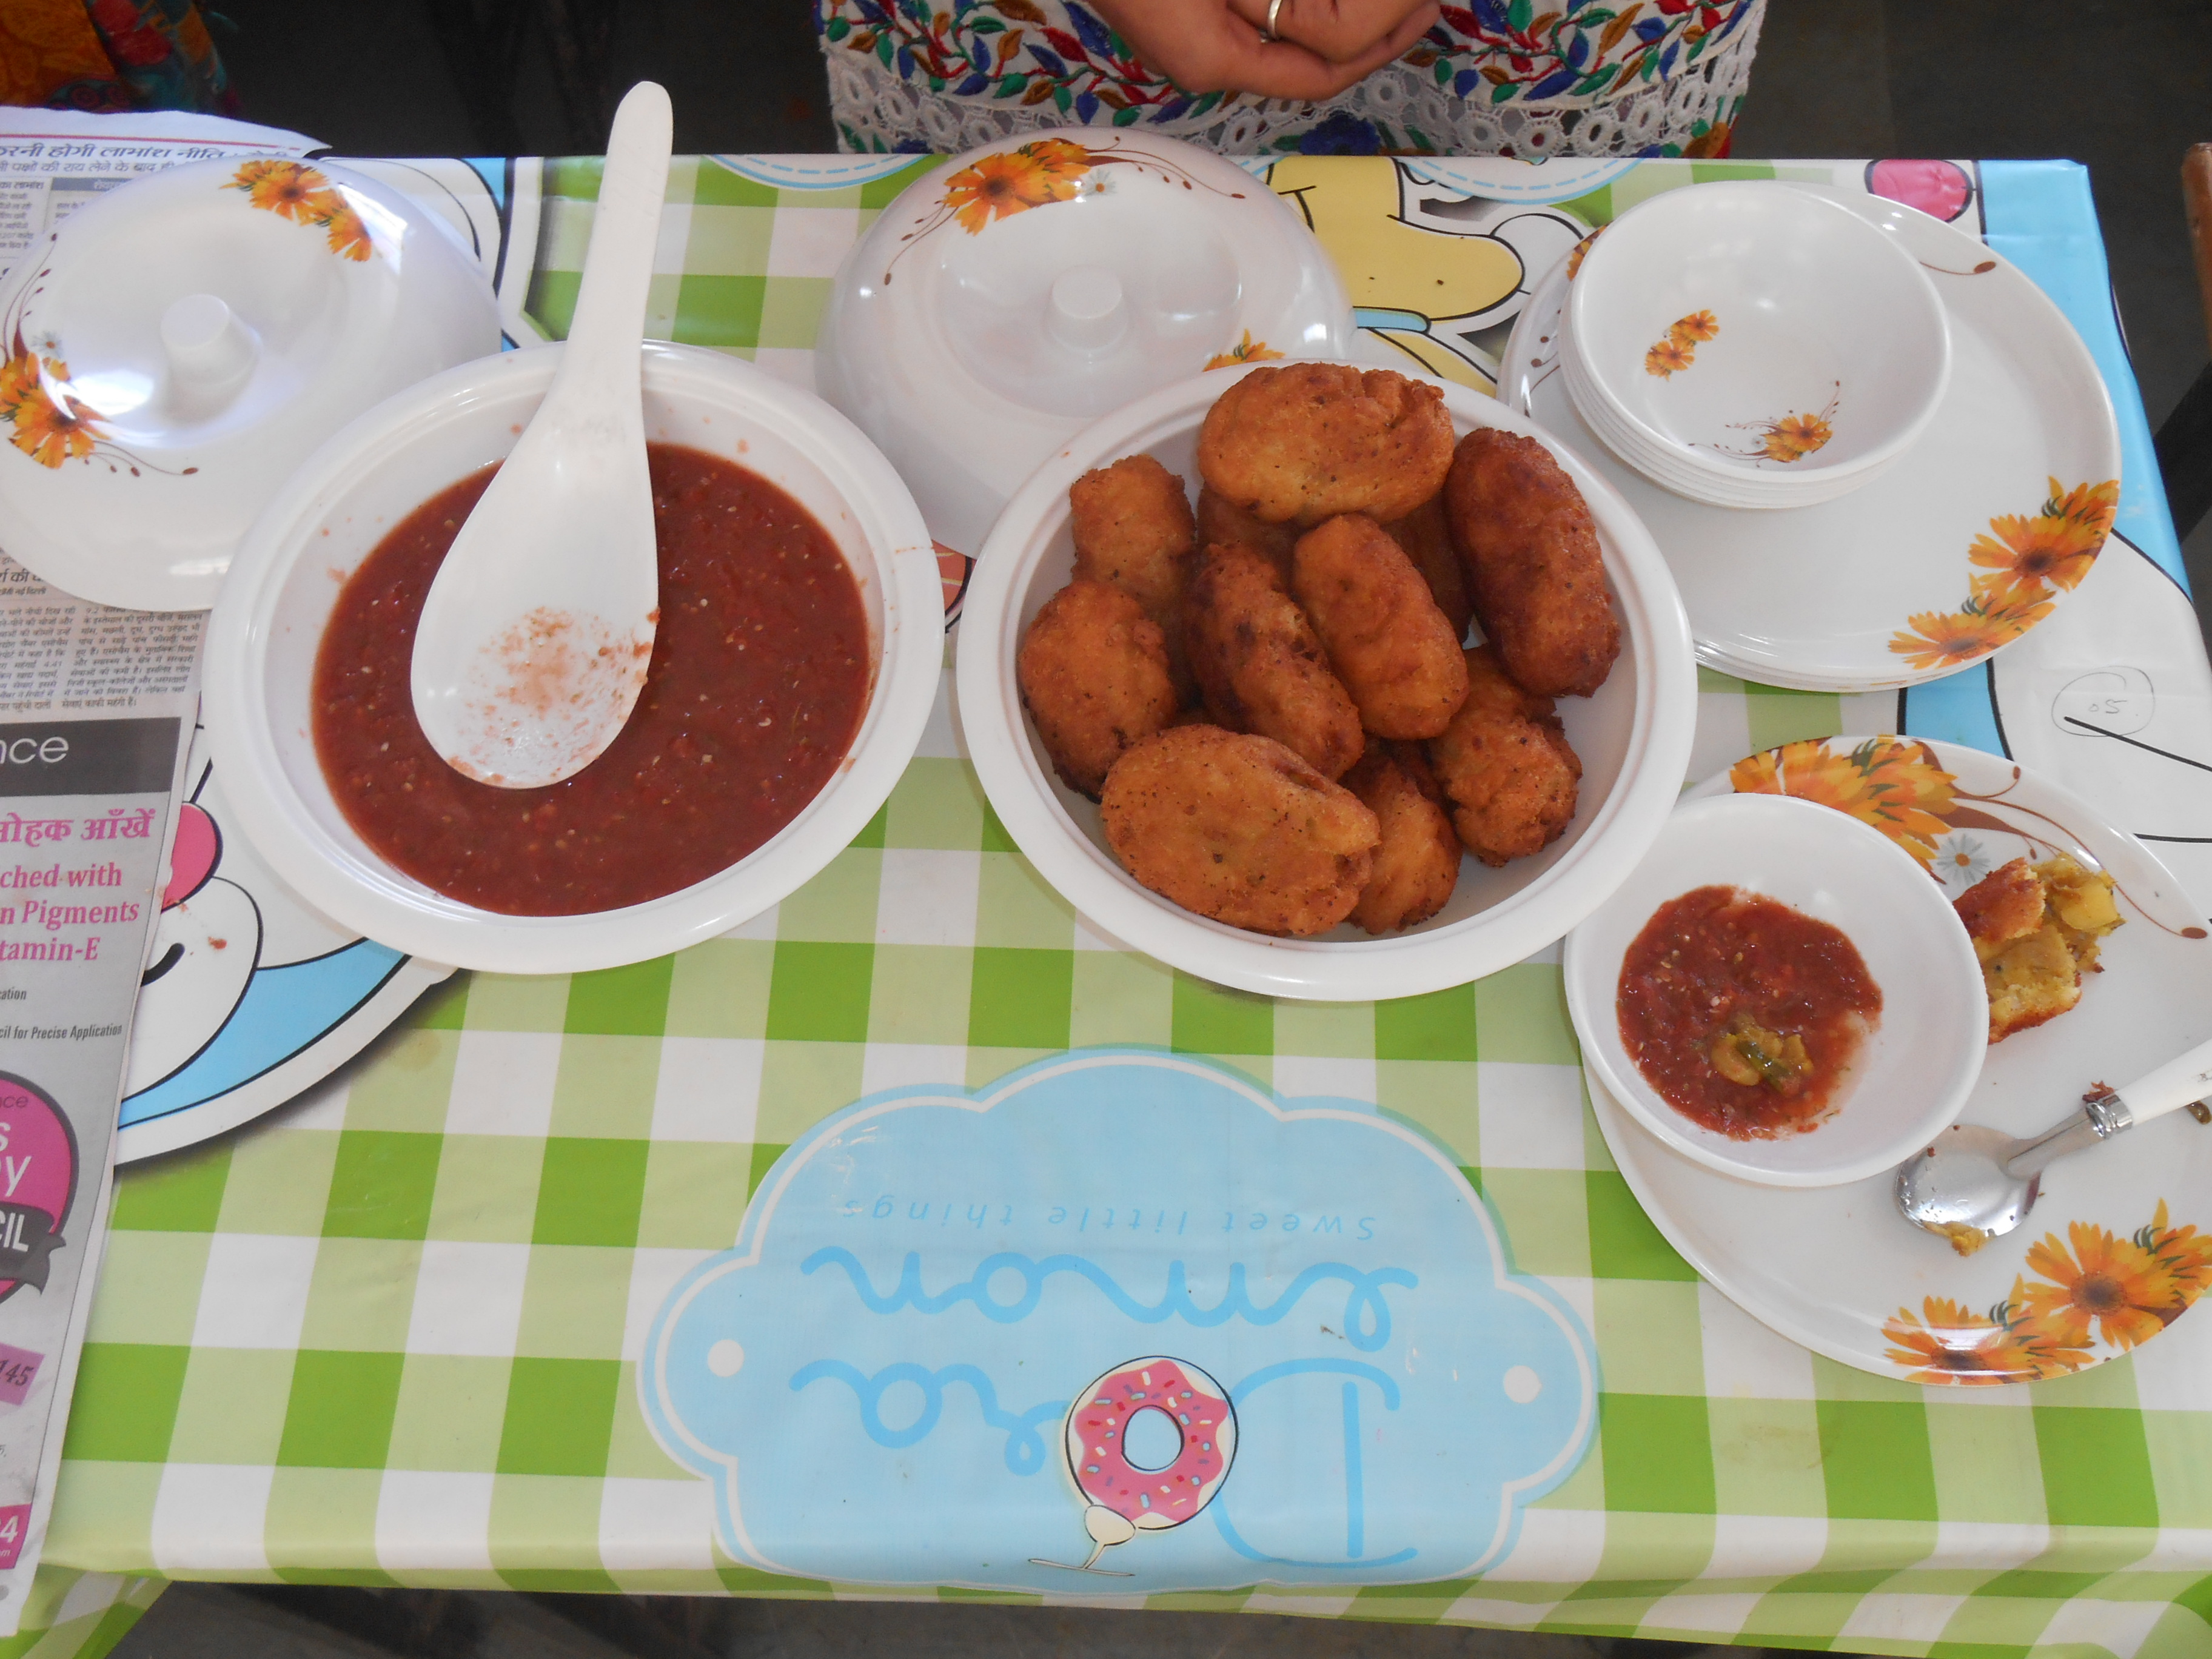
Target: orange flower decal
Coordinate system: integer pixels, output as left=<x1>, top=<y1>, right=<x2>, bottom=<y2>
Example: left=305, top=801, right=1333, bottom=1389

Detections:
left=1762, top=410, right=1832, bottom=463
left=2142, top=1199, right=2212, bottom=1298
left=1668, top=309, right=1719, bottom=344
left=2020, top=1221, right=2182, bottom=1351
left=1889, top=478, right=2115, bottom=668
left=1644, top=338, right=1693, bottom=378
left=1889, top=594, right=2053, bottom=673
left=1565, top=227, right=1603, bottom=281
left=224, top=161, right=372, bottom=261
left=1729, top=736, right=1956, bottom=869
left=229, top=158, right=335, bottom=223
left=943, top=138, right=1091, bottom=235
left=1882, top=1295, right=2085, bottom=1386
left=1205, top=330, right=1284, bottom=371
left=1889, top=1201, right=2212, bottom=1385
left=1966, top=475, right=2117, bottom=606
left=0, top=352, right=106, bottom=469
left=323, top=203, right=372, bottom=262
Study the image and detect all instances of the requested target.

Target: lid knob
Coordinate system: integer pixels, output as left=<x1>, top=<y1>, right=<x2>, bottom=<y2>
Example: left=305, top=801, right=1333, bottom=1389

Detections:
left=161, top=293, right=258, bottom=419
left=1046, top=266, right=1127, bottom=355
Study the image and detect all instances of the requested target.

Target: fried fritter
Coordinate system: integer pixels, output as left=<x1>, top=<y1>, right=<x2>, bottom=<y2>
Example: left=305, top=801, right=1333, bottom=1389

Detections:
left=1343, top=742, right=1460, bottom=934
left=1101, top=724, right=1379, bottom=937
left=1186, top=543, right=1365, bottom=780
left=1957, top=854, right=2125, bottom=1042
left=1427, top=645, right=1581, bottom=867
left=1444, top=427, right=1622, bottom=699
left=1196, top=484, right=1297, bottom=583
left=1292, top=514, right=1470, bottom=741
left=1070, top=454, right=1198, bottom=700
left=1379, top=493, right=1472, bottom=640
left=1017, top=580, right=1179, bottom=799
left=1197, top=363, right=1455, bottom=528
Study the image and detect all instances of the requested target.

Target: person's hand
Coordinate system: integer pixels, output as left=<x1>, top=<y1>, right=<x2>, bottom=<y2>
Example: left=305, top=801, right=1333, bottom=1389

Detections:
left=1084, top=0, right=1440, bottom=101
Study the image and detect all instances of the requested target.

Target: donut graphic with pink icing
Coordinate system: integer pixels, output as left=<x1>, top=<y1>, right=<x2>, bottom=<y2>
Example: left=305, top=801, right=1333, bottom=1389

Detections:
left=1036, top=1356, right=1238, bottom=1575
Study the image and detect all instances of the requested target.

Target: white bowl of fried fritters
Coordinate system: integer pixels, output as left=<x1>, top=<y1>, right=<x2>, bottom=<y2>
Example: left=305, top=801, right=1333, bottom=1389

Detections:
left=957, top=361, right=1697, bottom=1001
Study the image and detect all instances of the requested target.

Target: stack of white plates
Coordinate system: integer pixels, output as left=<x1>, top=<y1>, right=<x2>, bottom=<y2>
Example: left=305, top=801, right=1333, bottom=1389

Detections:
left=1500, top=184, right=2122, bottom=694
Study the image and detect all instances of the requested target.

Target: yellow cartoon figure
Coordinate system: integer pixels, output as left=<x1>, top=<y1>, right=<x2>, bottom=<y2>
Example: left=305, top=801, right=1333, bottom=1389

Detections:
left=1269, top=156, right=1586, bottom=392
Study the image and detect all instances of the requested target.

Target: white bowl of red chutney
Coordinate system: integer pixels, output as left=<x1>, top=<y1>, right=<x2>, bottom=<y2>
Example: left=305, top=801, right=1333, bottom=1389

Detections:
left=1562, top=793, right=1988, bottom=1188
left=204, top=341, right=941, bottom=973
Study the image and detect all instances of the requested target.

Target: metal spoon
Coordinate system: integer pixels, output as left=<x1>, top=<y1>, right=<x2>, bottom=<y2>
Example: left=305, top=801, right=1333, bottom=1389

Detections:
left=1895, top=1033, right=2212, bottom=1248
left=410, top=80, right=672, bottom=788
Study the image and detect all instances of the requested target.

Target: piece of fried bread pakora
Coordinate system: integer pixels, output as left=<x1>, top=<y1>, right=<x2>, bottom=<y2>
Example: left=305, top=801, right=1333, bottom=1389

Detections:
left=1444, top=427, right=1621, bottom=699
left=1070, top=454, right=1198, bottom=701
left=1101, top=724, right=1378, bottom=937
left=1955, top=854, right=2123, bottom=1041
left=1196, top=484, right=1298, bottom=585
left=1185, top=542, right=1365, bottom=780
left=1292, top=513, right=1469, bottom=741
left=1197, top=363, right=1454, bottom=528
left=1017, top=579, right=1179, bottom=799
left=1378, top=492, right=1472, bottom=640
left=1343, top=741, right=1460, bottom=934
left=1426, top=644, right=1581, bottom=867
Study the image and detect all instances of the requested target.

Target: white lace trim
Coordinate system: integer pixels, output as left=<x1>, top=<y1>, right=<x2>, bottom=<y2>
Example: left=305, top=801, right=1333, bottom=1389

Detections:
left=826, top=0, right=1766, bottom=158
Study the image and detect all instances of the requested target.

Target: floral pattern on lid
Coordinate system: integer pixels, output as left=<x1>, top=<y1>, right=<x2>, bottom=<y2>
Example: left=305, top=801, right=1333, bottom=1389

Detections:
left=225, top=160, right=371, bottom=262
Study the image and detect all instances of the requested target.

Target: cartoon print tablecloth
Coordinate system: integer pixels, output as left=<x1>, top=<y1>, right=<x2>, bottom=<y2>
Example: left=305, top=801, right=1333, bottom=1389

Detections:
left=18, top=153, right=2212, bottom=1659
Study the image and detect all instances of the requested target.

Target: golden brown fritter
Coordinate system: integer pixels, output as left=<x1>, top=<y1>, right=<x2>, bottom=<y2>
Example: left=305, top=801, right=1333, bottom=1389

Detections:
left=1101, top=724, right=1379, bottom=937
left=1017, top=580, right=1179, bottom=799
left=1444, top=427, right=1622, bottom=699
left=1196, top=484, right=1298, bottom=584
left=1197, top=363, right=1455, bottom=528
left=1292, top=514, right=1470, bottom=741
left=1957, top=855, right=2125, bottom=1042
left=1343, top=742, right=1460, bottom=934
left=1379, top=493, right=1473, bottom=640
left=1070, top=454, right=1198, bottom=700
left=1427, top=645, right=1581, bottom=867
left=1185, top=543, right=1365, bottom=780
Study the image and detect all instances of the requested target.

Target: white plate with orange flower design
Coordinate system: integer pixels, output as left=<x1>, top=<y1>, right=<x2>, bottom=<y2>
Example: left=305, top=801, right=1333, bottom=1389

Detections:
left=1588, top=736, right=2212, bottom=1384
left=1501, top=190, right=2120, bottom=694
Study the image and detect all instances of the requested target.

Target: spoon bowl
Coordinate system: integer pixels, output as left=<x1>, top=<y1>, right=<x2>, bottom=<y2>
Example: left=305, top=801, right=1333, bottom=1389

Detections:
left=410, top=81, right=672, bottom=788
left=1894, top=1036, right=2212, bottom=1248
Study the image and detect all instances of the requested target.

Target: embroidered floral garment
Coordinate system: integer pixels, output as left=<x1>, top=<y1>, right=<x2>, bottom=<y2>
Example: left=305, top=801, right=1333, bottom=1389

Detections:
left=0, top=0, right=234, bottom=116
left=817, top=0, right=1765, bottom=158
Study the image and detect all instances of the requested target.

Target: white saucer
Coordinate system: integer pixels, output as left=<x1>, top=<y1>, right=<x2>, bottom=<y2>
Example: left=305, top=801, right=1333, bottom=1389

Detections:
left=1501, top=189, right=2120, bottom=694
left=1590, top=736, right=2212, bottom=1384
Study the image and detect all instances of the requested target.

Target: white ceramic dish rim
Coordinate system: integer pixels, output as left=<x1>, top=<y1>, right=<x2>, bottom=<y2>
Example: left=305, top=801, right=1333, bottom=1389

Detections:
left=204, top=341, right=942, bottom=974
left=1563, top=182, right=1951, bottom=501
left=1561, top=791, right=1989, bottom=1187
left=1585, top=737, right=2212, bottom=1382
left=956, top=361, right=1698, bottom=1002
left=1500, top=187, right=2121, bottom=694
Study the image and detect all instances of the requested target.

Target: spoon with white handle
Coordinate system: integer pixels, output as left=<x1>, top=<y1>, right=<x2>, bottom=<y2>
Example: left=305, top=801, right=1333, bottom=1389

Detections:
left=1895, top=1033, right=2212, bottom=1249
left=410, top=80, right=672, bottom=788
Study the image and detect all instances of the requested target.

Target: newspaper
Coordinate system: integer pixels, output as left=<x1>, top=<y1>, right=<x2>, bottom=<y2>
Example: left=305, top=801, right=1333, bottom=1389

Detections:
left=0, top=110, right=322, bottom=1630
left=0, top=107, right=320, bottom=282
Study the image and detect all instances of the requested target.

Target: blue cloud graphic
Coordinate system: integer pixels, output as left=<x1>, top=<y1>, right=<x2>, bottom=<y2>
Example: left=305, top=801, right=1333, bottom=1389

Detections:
left=642, top=1049, right=1594, bottom=1592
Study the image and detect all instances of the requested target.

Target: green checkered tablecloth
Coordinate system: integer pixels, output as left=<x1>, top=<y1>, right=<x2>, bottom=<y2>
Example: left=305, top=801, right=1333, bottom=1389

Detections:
left=16, top=153, right=2212, bottom=1659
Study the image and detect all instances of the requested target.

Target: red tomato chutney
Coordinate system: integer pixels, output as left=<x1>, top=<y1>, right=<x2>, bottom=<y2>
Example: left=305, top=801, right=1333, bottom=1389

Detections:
left=312, top=444, right=871, bottom=915
left=1616, top=884, right=1883, bottom=1138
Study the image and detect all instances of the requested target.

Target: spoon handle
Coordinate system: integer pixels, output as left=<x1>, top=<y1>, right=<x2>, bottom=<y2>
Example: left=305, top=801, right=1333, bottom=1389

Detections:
left=2113, top=1033, right=2212, bottom=1126
left=543, top=81, right=673, bottom=416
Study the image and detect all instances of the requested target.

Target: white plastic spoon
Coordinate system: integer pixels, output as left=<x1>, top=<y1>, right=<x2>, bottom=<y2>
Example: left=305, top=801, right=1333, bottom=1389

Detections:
left=410, top=80, right=672, bottom=788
